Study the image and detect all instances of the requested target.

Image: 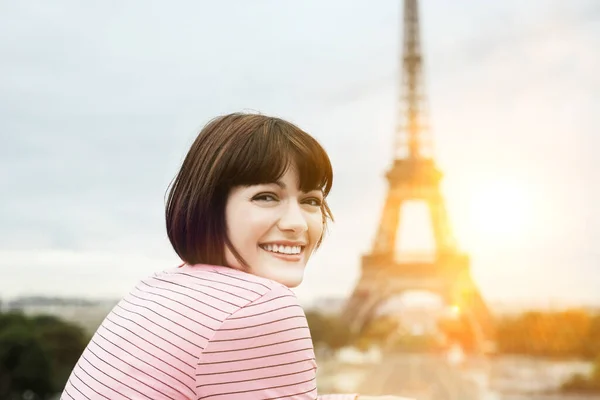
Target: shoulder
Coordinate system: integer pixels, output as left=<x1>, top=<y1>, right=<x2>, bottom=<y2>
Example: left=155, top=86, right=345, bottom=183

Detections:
left=197, top=280, right=313, bottom=370
left=153, top=263, right=280, bottom=308
left=201, top=281, right=310, bottom=352
left=188, top=264, right=306, bottom=328
left=195, top=280, right=317, bottom=399
left=149, top=263, right=302, bottom=319
left=163, top=263, right=281, bottom=290
left=228, top=280, right=303, bottom=322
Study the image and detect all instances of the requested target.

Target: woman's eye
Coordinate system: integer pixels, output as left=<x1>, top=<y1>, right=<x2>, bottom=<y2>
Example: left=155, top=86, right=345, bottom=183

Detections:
left=253, top=193, right=277, bottom=202
left=305, top=198, right=322, bottom=207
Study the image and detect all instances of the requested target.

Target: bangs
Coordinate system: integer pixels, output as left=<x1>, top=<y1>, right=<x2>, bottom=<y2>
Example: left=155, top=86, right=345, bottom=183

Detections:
left=223, top=119, right=333, bottom=195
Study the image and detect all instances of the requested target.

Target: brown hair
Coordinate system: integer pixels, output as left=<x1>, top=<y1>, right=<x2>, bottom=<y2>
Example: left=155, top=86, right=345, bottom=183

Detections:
left=165, top=112, right=334, bottom=268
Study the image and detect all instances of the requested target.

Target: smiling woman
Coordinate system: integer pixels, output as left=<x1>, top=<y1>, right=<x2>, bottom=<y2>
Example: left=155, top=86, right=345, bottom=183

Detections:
left=60, top=112, right=406, bottom=400
left=164, top=113, right=334, bottom=273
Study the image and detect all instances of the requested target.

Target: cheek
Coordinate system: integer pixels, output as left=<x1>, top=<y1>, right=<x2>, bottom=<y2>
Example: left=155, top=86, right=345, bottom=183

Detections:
left=229, top=208, right=275, bottom=245
left=307, top=213, right=324, bottom=242
left=225, top=201, right=251, bottom=248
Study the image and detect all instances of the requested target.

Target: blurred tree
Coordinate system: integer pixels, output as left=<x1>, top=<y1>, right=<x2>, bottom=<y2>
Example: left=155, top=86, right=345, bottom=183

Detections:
left=0, top=312, right=89, bottom=398
left=496, top=309, right=598, bottom=359
left=0, top=312, right=30, bottom=332
left=0, top=324, right=53, bottom=399
left=33, top=316, right=88, bottom=392
left=360, top=316, right=399, bottom=345
left=305, top=311, right=353, bottom=350
left=583, top=314, right=600, bottom=359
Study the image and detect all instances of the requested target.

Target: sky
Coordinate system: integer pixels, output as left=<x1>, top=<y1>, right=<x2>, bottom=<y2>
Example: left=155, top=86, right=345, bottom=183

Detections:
left=1, top=0, right=599, bottom=310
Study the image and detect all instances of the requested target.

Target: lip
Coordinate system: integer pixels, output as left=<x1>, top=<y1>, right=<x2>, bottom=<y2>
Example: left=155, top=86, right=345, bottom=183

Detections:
left=260, top=247, right=304, bottom=262
left=259, top=240, right=307, bottom=247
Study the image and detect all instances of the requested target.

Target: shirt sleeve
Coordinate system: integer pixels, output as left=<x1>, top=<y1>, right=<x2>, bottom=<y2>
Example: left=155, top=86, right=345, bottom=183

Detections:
left=195, top=283, right=358, bottom=400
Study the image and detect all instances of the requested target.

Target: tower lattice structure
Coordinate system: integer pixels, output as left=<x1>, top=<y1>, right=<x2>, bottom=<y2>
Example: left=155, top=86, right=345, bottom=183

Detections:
left=342, top=0, right=494, bottom=351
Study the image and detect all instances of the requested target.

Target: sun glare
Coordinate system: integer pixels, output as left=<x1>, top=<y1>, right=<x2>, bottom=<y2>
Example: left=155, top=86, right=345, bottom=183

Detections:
left=391, top=178, right=536, bottom=257
left=466, top=180, right=534, bottom=241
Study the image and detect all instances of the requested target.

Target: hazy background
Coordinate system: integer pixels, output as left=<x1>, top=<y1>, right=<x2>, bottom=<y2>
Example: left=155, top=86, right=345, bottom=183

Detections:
left=1, top=0, right=599, bottom=309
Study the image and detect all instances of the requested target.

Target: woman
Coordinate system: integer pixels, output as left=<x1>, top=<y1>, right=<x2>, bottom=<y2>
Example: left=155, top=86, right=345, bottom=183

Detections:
left=61, top=113, right=405, bottom=399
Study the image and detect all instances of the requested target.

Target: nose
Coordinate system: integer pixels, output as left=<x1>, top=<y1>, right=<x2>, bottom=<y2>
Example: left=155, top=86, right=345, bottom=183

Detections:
left=277, top=200, right=308, bottom=233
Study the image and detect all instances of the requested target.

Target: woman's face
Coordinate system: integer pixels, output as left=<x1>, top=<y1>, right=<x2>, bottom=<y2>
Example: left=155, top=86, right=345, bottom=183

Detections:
left=224, top=166, right=324, bottom=287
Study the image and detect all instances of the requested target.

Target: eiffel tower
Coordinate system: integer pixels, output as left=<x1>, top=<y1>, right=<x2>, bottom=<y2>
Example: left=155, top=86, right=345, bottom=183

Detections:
left=342, top=0, right=494, bottom=352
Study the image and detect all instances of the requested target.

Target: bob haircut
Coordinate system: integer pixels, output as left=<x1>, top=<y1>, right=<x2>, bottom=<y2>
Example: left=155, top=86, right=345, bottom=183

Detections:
left=165, top=112, right=334, bottom=269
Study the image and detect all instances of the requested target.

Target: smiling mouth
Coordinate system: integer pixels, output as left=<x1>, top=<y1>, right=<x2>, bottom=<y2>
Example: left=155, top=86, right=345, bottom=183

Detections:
left=259, top=243, right=305, bottom=256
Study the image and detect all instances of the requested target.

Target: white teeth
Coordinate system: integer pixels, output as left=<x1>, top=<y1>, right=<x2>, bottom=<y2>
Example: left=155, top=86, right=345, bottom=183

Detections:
left=261, top=244, right=302, bottom=255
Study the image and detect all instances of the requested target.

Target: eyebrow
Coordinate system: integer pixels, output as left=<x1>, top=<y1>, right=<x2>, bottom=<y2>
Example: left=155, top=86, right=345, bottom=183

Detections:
left=266, top=181, right=321, bottom=194
left=274, top=181, right=286, bottom=189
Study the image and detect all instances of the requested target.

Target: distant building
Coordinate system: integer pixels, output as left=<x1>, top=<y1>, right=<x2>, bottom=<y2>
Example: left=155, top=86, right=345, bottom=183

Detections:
left=5, top=296, right=118, bottom=334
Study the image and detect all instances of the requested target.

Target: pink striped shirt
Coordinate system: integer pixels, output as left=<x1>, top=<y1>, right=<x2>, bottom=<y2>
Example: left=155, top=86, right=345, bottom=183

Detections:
left=61, top=264, right=357, bottom=400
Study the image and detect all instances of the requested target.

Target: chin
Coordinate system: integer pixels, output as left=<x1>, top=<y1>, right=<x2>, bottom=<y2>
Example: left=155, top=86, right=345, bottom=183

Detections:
left=280, top=276, right=303, bottom=288
left=251, top=257, right=307, bottom=287
left=271, top=269, right=305, bottom=288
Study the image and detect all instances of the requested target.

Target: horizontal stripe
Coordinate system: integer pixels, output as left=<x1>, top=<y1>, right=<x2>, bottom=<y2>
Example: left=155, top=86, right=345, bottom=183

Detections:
left=61, top=264, right=357, bottom=400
